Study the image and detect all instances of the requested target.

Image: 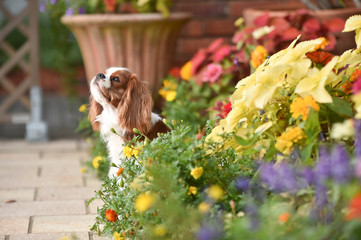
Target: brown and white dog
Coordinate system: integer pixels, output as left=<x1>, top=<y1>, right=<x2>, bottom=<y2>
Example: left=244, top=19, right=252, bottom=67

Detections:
left=89, top=67, right=170, bottom=178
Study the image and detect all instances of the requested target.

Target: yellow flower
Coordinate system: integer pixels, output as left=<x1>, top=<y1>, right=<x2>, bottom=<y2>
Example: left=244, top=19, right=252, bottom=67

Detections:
left=78, top=104, right=87, bottom=113
left=80, top=167, right=87, bottom=173
left=180, top=61, right=192, bottom=81
left=275, top=127, right=305, bottom=155
left=187, top=186, right=197, bottom=195
left=123, top=145, right=141, bottom=158
left=250, top=45, right=267, bottom=69
left=295, top=56, right=339, bottom=103
left=314, top=37, right=329, bottom=50
left=135, top=192, right=156, bottom=213
left=114, top=232, right=125, bottom=240
left=198, top=202, right=211, bottom=213
left=159, top=80, right=178, bottom=101
left=92, top=156, right=102, bottom=169
left=154, top=224, right=167, bottom=236
left=190, top=167, right=203, bottom=180
left=159, top=89, right=177, bottom=101
left=60, top=237, right=70, bottom=240
left=208, top=185, right=224, bottom=201
left=290, top=95, right=320, bottom=121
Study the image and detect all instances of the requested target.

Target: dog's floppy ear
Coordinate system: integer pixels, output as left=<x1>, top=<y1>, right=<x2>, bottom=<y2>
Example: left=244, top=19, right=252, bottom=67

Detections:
left=117, top=74, right=153, bottom=134
left=89, top=96, right=103, bottom=131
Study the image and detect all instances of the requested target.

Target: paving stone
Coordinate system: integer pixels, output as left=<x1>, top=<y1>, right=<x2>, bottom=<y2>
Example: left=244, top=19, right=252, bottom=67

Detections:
left=0, top=159, right=80, bottom=168
left=9, top=232, right=90, bottom=240
left=0, top=166, right=38, bottom=178
left=77, top=140, right=90, bottom=151
left=0, top=216, right=29, bottom=235
left=32, top=215, right=97, bottom=233
left=87, top=199, right=103, bottom=214
left=42, top=152, right=91, bottom=164
left=0, top=140, right=79, bottom=153
left=0, top=153, right=40, bottom=161
left=36, top=187, right=97, bottom=201
left=84, top=177, right=103, bottom=188
left=41, top=164, right=83, bottom=177
left=0, top=236, right=4, bottom=240
left=0, top=175, right=83, bottom=189
left=0, top=200, right=86, bottom=217
left=92, top=234, right=111, bottom=240
left=0, top=188, right=35, bottom=202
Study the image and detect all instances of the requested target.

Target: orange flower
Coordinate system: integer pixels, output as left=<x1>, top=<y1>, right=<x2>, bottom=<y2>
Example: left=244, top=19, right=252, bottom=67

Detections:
left=250, top=45, right=267, bottom=69
left=341, top=69, right=361, bottom=95
left=116, top=168, right=124, bottom=176
left=105, top=209, right=118, bottom=222
left=290, top=95, right=320, bottom=121
left=278, top=212, right=291, bottom=223
left=346, top=193, right=361, bottom=221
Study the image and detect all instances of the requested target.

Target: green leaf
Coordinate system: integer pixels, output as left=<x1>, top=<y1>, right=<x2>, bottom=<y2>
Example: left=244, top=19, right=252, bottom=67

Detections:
left=156, top=0, right=170, bottom=17
left=325, top=96, right=353, bottom=117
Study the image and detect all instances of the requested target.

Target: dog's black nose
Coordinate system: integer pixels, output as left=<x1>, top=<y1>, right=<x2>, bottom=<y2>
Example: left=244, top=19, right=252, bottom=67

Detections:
left=97, top=73, right=106, bottom=79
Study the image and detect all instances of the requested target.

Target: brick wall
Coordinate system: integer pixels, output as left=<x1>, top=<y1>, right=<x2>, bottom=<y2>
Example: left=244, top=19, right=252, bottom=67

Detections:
left=172, top=0, right=305, bottom=66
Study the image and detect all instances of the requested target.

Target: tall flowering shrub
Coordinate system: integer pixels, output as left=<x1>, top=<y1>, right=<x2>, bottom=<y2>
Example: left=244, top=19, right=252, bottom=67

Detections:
left=159, top=11, right=345, bottom=134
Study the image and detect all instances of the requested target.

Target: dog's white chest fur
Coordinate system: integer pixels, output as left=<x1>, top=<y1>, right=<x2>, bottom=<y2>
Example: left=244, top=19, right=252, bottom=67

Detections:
left=97, top=106, right=161, bottom=178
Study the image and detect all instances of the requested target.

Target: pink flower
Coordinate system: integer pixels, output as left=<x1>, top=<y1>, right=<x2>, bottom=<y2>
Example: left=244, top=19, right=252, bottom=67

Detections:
left=353, top=75, right=361, bottom=94
left=212, top=46, right=231, bottom=62
left=202, top=64, right=223, bottom=83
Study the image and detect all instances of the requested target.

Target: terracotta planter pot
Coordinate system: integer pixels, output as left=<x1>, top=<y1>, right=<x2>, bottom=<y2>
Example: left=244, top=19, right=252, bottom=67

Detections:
left=61, top=13, right=191, bottom=99
left=243, top=8, right=361, bottom=55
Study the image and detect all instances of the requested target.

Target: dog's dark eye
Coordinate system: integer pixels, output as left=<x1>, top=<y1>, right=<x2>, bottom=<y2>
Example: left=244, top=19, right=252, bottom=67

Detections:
left=111, top=77, right=119, bottom=82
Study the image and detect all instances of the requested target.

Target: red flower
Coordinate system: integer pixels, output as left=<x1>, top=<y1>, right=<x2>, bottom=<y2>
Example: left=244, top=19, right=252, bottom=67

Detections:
left=105, top=209, right=118, bottom=222
left=306, top=51, right=333, bottom=65
left=346, top=193, right=361, bottom=221
left=222, top=102, right=232, bottom=118
left=104, top=0, right=117, bottom=12
left=169, top=67, right=180, bottom=78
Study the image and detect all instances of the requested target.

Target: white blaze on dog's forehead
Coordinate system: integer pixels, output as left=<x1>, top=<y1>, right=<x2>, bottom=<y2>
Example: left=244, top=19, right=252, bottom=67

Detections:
left=105, top=67, right=130, bottom=75
left=103, top=67, right=131, bottom=89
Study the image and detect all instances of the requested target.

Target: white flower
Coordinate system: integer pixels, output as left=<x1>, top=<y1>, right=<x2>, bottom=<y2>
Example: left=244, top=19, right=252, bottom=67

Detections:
left=330, top=119, right=354, bottom=139
left=252, top=26, right=275, bottom=40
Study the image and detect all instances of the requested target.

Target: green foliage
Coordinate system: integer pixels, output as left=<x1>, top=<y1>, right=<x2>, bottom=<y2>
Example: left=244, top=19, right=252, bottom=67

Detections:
left=91, top=122, right=256, bottom=239
left=40, top=1, right=83, bottom=96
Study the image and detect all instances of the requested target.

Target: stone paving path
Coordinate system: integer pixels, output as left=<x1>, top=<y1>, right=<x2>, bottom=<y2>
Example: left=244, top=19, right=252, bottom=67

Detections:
left=0, top=140, right=108, bottom=240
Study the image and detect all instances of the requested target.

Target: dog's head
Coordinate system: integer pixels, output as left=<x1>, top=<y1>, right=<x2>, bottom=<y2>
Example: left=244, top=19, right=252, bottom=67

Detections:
left=89, top=67, right=153, bottom=134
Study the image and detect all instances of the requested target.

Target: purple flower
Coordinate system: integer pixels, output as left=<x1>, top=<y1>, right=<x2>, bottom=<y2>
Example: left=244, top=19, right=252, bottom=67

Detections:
left=300, top=167, right=314, bottom=186
left=65, top=8, right=74, bottom=16
left=259, top=163, right=298, bottom=193
left=260, top=163, right=280, bottom=191
left=39, top=2, right=46, bottom=12
left=196, top=224, right=223, bottom=240
left=355, top=119, right=361, bottom=158
left=330, top=145, right=351, bottom=184
left=50, top=0, right=57, bottom=4
left=234, top=57, right=239, bottom=68
left=314, top=147, right=332, bottom=184
left=234, top=177, right=250, bottom=192
left=78, top=7, right=86, bottom=14
left=315, top=183, right=328, bottom=211
left=278, top=163, right=298, bottom=193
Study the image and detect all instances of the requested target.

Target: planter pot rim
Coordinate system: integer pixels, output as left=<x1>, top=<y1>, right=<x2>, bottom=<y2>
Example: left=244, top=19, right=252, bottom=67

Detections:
left=61, top=12, right=192, bottom=25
